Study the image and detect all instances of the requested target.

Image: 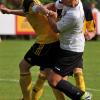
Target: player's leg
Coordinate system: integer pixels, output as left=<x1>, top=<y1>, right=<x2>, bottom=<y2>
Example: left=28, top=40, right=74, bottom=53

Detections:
left=52, top=88, right=65, bottom=100
left=47, top=48, right=90, bottom=99
left=51, top=76, right=67, bottom=100
left=32, top=41, right=65, bottom=100
left=19, top=59, right=32, bottom=100
left=32, top=70, right=47, bottom=100
left=19, top=43, right=41, bottom=100
left=73, top=68, right=92, bottom=100
left=32, top=67, right=66, bottom=100
left=47, top=70, right=85, bottom=100
left=31, top=42, right=52, bottom=100
left=74, top=68, right=85, bottom=92
left=43, top=41, right=66, bottom=100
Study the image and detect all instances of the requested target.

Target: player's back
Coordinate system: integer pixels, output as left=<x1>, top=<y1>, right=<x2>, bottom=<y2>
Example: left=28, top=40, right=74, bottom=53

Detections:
left=25, top=0, right=59, bottom=44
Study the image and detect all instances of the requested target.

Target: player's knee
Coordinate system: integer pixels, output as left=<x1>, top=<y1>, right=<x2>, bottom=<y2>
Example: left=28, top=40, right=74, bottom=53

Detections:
left=47, top=71, right=62, bottom=87
left=48, top=77, right=59, bottom=88
left=19, top=59, right=31, bottom=73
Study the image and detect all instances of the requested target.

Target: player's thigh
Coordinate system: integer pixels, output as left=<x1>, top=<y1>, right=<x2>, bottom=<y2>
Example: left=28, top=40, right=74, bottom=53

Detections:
left=47, top=70, right=63, bottom=86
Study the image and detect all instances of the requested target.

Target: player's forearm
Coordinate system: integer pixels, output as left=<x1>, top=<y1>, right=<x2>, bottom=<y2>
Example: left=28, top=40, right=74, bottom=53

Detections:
left=31, top=4, right=58, bottom=32
left=0, top=7, right=25, bottom=16
left=9, top=9, right=25, bottom=16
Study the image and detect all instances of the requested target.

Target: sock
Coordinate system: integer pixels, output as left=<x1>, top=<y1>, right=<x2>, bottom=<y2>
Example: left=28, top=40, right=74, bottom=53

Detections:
left=52, top=88, right=65, bottom=100
left=74, top=72, right=86, bottom=92
left=32, top=72, right=46, bottom=100
left=55, top=80, right=84, bottom=100
left=20, top=72, right=32, bottom=100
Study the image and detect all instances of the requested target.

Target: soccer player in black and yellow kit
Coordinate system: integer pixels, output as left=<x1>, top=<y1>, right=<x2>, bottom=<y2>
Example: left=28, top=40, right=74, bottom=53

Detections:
left=0, top=0, right=66, bottom=100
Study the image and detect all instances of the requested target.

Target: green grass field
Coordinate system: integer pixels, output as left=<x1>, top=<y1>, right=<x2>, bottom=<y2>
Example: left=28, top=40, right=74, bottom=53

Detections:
left=0, top=40, right=100, bottom=100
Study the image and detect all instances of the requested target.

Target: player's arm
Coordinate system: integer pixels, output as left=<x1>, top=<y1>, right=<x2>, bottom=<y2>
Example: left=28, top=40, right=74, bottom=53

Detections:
left=0, top=6, right=25, bottom=16
left=31, top=5, right=50, bottom=14
left=44, top=3, right=56, bottom=12
left=33, top=5, right=59, bottom=32
left=31, top=4, right=57, bottom=19
left=84, top=20, right=96, bottom=40
left=83, top=4, right=96, bottom=40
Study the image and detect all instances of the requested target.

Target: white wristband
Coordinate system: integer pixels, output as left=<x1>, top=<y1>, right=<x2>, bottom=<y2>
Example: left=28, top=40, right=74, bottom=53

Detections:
left=32, top=5, right=38, bottom=12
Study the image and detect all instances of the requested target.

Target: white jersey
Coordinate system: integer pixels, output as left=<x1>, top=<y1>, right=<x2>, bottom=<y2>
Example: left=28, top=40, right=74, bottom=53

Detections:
left=57, top=0, right=85, bottom=52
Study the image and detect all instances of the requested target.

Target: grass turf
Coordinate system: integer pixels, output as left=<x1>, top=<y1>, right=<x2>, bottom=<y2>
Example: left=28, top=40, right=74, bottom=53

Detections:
left=0, top=40, right=100, bottom=100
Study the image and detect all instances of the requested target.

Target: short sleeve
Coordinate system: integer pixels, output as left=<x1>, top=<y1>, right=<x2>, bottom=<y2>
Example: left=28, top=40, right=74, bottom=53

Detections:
left=57, top=13, right=75, bottom=32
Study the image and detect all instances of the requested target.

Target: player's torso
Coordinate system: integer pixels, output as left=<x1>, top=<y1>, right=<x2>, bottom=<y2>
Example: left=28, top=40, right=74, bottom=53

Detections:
left=26, top=6, right=58, bottom=44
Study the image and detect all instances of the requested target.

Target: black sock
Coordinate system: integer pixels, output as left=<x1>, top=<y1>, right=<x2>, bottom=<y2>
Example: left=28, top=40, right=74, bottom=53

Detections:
left=55, top=80, right=84, bottom=100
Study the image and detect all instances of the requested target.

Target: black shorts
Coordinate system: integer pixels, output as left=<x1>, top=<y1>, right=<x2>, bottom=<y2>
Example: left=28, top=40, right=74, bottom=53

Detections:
left=24, top=41, right=60, bottom=70
left=53, top=48, right=83, bottom=77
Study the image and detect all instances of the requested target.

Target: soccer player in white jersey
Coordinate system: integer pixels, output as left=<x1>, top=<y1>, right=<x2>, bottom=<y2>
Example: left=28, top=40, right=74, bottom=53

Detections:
left=32, top=0, right=92, bottom=99
left=55, top=0, right=95, bottom=95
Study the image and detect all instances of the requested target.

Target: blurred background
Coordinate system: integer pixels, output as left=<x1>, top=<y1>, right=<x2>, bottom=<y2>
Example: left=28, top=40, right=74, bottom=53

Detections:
left=0, top=0, right=100, bottom=40
left=0, top=0, right=100, bottom=100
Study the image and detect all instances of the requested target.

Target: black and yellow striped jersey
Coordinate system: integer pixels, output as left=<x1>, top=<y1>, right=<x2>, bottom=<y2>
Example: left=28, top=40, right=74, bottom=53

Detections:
left=83, top=3, right=96, bottom=34
left=22, top=0, right=58, bottom=44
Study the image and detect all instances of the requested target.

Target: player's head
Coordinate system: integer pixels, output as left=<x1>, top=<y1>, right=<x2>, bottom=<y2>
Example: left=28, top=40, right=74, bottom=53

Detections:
left=62, top=0, right=79, bottom=6
left=55, top=0, right=63, bottom=9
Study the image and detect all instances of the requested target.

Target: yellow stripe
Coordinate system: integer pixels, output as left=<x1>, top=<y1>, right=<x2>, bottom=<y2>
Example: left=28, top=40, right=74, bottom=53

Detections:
left=33, top=0, right=41, bottom=4
left=34, top=44, right=45, bottom=56
left=86, top=20, right=96, bottom=32
left=83, top=20, right=96, bottom=34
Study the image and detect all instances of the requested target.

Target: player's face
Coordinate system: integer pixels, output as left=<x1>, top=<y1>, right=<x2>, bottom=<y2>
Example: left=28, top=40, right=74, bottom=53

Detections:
left=62, top=0, right=77, bottom=6
left=62, top=0, right=70, bottom=5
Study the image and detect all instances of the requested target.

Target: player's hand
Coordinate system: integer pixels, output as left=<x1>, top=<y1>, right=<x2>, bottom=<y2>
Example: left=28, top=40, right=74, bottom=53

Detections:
left=84, top=31, right=96, bottom=40
left=0, top=6, right=11, bottom=14
left=47, top=10, right=57, bottom=20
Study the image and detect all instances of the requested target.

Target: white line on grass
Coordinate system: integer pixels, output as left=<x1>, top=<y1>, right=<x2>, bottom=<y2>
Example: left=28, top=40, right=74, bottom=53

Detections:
left=0, top=78, right=19, bottom=82
left=87, top=88, right=100, bottom=92
left=0, top=78, right=100, bottom=92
